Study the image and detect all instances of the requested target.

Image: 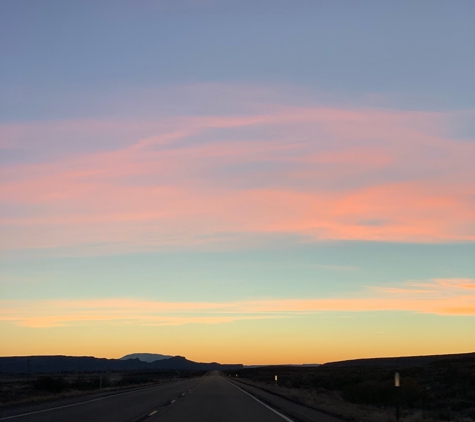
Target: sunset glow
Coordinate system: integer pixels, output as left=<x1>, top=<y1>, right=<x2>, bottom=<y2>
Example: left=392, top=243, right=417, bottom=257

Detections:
left=1, top=1, right=474, bottom=364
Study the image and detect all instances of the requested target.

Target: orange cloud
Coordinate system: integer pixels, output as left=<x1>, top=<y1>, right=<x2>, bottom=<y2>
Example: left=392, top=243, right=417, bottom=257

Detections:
left=1, top=278, right=473, bottom=328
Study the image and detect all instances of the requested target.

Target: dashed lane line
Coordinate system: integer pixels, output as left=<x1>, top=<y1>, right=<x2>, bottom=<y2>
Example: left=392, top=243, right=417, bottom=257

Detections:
left=0, top=382, right=193, bottom=421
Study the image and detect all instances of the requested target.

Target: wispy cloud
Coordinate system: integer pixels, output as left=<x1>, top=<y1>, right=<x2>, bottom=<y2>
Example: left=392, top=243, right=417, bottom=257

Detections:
left=1, top=278, right=473, bottom=328
left=1, top=96, right=474, bottom=253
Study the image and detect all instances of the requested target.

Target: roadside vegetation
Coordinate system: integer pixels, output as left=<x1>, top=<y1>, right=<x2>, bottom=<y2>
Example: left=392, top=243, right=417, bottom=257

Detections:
left=0, top=370, right=204, bottom=407
left=225, top=355, right=475, bottom=422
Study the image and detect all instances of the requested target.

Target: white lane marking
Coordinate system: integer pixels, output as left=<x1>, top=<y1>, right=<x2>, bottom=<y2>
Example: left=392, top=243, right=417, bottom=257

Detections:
left=170, top=399, right=176, bottom=404
left=227, top=381, right=295, bottom=422
left=148, top=411, right=157, bottom=416
left=0, top=384, right=163, bottom=421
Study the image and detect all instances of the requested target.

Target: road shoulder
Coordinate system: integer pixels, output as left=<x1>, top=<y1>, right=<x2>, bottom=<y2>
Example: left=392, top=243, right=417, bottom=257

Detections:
left=227, top=378, right=344, bottom=422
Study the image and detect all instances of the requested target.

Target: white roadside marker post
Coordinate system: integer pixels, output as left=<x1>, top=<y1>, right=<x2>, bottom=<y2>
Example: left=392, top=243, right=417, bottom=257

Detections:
left=395, top=372, right=400, bottom=420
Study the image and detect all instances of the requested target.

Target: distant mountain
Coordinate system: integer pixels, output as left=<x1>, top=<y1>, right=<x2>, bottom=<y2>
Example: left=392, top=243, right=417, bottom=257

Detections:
left=0, top=355, right=243, bottom=374
left=120, top=353, right=172, bottom=363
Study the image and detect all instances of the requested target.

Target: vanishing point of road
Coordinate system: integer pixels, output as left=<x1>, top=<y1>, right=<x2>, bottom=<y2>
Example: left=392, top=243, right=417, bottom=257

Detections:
left=0, top=371, right=342, bottom=422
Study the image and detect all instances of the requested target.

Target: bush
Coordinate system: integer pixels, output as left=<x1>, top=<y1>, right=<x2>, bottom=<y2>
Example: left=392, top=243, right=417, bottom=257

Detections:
left=34, top=376, right=69, bottom=393
left=343, top=379, right=395, bottom=406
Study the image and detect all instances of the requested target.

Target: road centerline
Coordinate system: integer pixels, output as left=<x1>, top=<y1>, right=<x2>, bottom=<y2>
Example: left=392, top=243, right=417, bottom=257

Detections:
left=0, top=385, right=161, bottom=421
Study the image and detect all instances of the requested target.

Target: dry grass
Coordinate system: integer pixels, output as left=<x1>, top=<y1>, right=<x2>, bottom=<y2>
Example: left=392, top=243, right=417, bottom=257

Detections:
left=235, top=378, right=473, bottom=422
left=0, top=373, right=175, bottom=408
left=0, top=380, right=139, bottom=408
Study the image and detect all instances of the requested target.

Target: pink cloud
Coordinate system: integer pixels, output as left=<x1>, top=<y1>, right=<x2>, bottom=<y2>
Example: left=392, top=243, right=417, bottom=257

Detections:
left=1, top=104, right=474, bottom=252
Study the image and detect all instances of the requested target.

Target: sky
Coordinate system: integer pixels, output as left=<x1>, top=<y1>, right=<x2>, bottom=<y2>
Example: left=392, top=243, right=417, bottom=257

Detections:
left=1, top=0, right=474, bottom=365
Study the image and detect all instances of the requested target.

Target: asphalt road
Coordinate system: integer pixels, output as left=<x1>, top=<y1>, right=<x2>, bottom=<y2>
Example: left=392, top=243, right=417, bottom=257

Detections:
left=0, top=372, right=304, bottom=422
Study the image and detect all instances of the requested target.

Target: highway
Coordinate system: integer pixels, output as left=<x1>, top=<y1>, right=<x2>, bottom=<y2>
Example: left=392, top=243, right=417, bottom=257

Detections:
left=0, top=372, right=342, bottom=422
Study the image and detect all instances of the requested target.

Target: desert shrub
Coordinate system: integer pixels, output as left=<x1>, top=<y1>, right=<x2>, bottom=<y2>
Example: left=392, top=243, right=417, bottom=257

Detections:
left=71, top=377, right=98, bottom=390
left=464, top=406, right=475, bottom=419
left=116, top=374, right=153, bottom=386
left=71, top=374, right=113, bottom=390
left=100, top=376, right=112, bottom=388
left=343, top=379, right=394, bottom=406
left=400, top=377, right=424, bottom=407
left=343, top=377, right=425, bottom=407
left=34, top=376, right=69, bottom=393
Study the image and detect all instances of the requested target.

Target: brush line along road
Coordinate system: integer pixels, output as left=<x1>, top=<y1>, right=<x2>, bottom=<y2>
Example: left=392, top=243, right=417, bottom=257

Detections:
left=0, top=372, right=341, bottom=422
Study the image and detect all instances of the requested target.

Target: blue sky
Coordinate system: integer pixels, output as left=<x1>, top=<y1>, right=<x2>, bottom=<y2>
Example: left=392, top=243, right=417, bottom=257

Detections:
left=2, top=0, right=474, bottom=119
left=1, top=0, right=474, bottom=363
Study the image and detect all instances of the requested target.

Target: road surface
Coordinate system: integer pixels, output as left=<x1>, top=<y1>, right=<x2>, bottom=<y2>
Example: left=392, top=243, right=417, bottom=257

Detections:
left=0, top=372, right=341, bottom=422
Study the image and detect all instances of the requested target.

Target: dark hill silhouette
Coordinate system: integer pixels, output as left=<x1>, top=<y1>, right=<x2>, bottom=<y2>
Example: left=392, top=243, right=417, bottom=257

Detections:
left=0, top=355, right=243, bottom=374
left=3, top=352, right=472, bottom=374
left=322, top=352, right=475, bottom=368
